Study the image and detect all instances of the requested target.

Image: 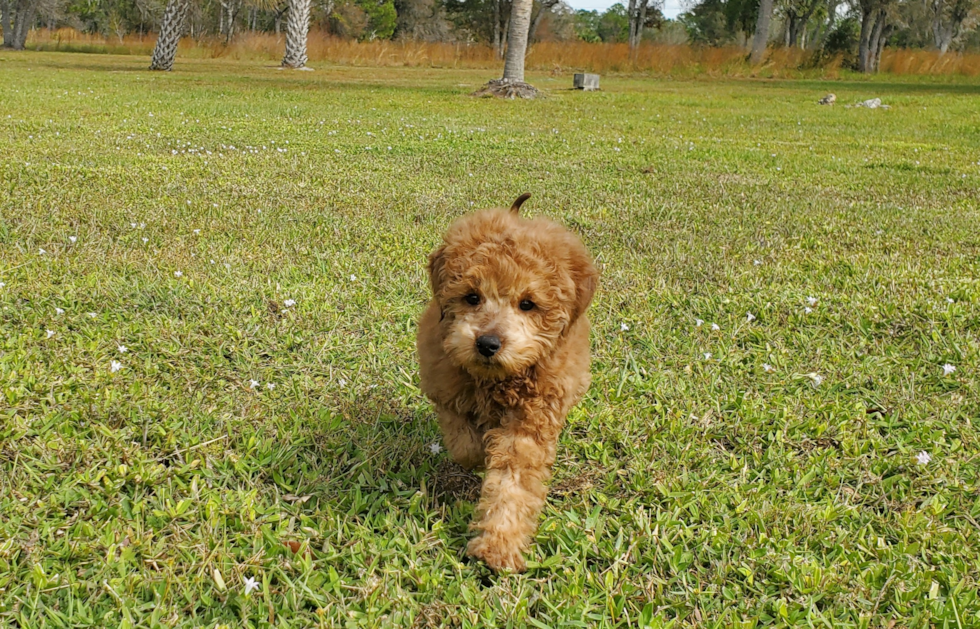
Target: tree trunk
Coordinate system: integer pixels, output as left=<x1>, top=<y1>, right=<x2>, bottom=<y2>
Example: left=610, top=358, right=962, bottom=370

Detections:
left=931, top=1, right=958, bottom=55
left=501, top=10, right=510, bottom=59
left=810, top=0, right=839, bottom=50
left=527, top=0, right=557, bottom=51
left=627, top=0, right=648, bottom=51
left=1, top=0, right=15, bottom=48
left=10, top=0, right=37, bottom=50
left=628, top=0, right=639, bottom=48
left=872, top=21, right=891, bottom=71
left=867, top=8, right=885, bottom=71
left=222, top=0, right=239, bottom=43
left=749, top=0, right=774, bottom=65
left=281, top=0, right=310, bottom=68
left=14, top=0, right=36, bottom=49
left=493, top=0, right=501, bottom=58
left=501, top=0, right=531, bottom=82
left=857, top=7, right=872, bottom=72
left=149, top=0, right=189, bottom=70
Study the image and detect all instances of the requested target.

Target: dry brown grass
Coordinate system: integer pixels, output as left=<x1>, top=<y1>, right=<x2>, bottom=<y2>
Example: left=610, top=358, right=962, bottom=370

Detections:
left=23, top=27, right=980, bottom=77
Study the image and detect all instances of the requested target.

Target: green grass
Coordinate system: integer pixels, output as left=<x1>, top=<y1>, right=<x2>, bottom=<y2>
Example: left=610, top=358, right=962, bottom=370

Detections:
left=1, top=52, right=979, bottom=628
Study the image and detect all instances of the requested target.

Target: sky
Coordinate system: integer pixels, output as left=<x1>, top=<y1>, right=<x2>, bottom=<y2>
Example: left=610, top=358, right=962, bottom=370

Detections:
left=564, top=0, right=686, bottom=19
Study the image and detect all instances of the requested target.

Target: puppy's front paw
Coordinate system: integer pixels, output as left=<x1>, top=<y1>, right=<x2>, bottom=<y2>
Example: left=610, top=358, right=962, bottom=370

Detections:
left=467, top=534, right=526, bottom=573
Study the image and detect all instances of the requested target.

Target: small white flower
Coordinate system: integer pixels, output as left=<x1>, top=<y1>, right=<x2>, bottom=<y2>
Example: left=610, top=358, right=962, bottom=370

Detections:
left=807, top=296, right=818, bottom=306
left=39, top=248, right=46, bottom=255
left=428, top=442, right=443, bottom=455
left=174, top=271, right=183, bottom=278
left=131, top=223, right=137, bottom=228
left=249, top=380, right=259, bottom=389
left=942, top=364, right=956, bottom=376
left=946, top=297, right=954, bottom=304
left=350, top=275, right=357, bottom=282
left=916, top=451, right=931, bottom=465
left=46, top=329, right=56, bottom=339
left=746, top=312, right=756, bottom=322
left=110, top=360, right=123, bottom=373
left=55, top=307, right=64, bottom=315
left=266, top=383, right=275, bottom=390
left=703, top=352, right=712, bottom=360
left=69, top=236, right=77, bottom=243
left=762, top=363, right=775, bottom=373
left=338, top=378, right=347, bottom=388
left=118, top=345, right=128, bottom=353
left=695, top=319, right=703, bottom=327
left=87, top=312, right=97, bottom=318
left=753, top=260, right=761, bottom=266
left=808, top=373, right=824, bottom=386
left=284, top=299, right=296, bottom=308
left=142, top=237, right=149, bottom=244
left=804, top=307, right=813, bottom=314
left=243, top=576, right=259, bottom=596
left=711, top=323, right=720, bottom=331
left=0, top=282, right=5, bottom=288
left=620, top=323, right=629, bottom=332
left=193, top=229, right=200, bottom=235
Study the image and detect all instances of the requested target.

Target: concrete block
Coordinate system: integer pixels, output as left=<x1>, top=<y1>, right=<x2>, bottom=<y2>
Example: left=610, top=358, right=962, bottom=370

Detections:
left=573, top=73, right=600, bottom=91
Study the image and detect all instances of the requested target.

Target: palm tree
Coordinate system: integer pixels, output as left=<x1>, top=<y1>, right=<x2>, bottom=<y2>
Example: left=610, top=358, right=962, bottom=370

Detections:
left=281, top=0, right=310, bottom=69
left=501, top=0, right=531, bottom=82
left=474, top=0, right=538, bottom=97
left=149, top=0, right=189, bottom=70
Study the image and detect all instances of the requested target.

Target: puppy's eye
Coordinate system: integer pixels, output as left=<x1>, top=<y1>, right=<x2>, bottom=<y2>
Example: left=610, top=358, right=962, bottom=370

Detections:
left=465, top=293, right=481, bottom=306
left=519, top=299, right=535, bottom=311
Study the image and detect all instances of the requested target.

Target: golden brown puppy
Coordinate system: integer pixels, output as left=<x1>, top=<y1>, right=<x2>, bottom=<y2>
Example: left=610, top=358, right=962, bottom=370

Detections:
left=417, top=194, right=598, bottom=572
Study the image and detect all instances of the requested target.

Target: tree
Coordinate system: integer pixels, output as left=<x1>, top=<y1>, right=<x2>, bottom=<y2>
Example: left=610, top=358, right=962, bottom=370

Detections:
left=219, top=0, right=242, bottom=42
left=681, top=0, right=757, bottom=45
left=750, top=0, right=774, bottom=62
left=782, top=0, right=821, bottom=46
left=930, top=0, right=978, bottom=53
left=3, top=0, right=39, bottom=49
left=527, top=0, right=558, bottom=46
left=149, top=0, right=188, bottom=69
left=501, top=0, right=531, bottom=80
left=627, top=0, right=663, bottom=50
left=1, top=0, right=18, bottom=47
left=856, top=0, right=893, bottom=72
left=808, top=0, right=843, bottom=50
left=597, top=1, right=627, bottom=40
left=393, top=0, right=451, bottom=41
left=281, top=0, right=310, bottom=67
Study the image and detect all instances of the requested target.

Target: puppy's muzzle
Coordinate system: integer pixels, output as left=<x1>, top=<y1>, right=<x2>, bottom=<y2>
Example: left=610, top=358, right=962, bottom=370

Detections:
left=476, top=334, right=501, bottom=358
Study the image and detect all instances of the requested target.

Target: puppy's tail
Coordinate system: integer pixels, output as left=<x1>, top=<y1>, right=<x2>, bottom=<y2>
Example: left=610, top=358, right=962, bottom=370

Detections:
left=510, top=193, right=531, bottom=214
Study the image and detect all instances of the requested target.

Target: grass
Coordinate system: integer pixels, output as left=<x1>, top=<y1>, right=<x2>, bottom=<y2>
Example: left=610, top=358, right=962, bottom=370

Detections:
left=0, top=51, right=978, bottom=628
left=24, top=28, right=980, bottom=78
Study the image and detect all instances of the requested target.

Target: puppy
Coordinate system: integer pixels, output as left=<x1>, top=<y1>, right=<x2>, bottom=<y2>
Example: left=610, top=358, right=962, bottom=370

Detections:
left=417, top=194, right=598, bottom=572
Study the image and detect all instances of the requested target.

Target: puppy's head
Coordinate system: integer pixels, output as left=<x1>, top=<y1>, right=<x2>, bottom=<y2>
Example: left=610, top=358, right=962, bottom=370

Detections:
left=427, top=195, right=597, bottom=380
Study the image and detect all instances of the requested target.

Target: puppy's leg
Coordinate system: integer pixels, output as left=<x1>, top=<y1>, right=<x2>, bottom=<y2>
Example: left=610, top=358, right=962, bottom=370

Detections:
left=437, top=408, right=485, bottom=470
left=467, top=421, right=557, bottom=572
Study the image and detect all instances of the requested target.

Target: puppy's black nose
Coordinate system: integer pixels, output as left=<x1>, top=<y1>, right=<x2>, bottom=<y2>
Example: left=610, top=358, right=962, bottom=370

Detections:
left=476, top=334, right=501, bottom=357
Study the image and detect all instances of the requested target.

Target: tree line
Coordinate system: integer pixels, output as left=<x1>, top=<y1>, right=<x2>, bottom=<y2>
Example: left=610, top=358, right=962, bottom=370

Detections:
left=3, top=0, right=979, bottom=71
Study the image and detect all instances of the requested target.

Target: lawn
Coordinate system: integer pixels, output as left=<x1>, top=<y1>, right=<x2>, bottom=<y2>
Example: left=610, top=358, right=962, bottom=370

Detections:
left=1, top=52, right=978, bottom=628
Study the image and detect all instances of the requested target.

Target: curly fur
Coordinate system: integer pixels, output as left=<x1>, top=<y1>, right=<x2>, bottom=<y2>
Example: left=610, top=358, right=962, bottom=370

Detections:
left=417, top=197, right=598, bottom=572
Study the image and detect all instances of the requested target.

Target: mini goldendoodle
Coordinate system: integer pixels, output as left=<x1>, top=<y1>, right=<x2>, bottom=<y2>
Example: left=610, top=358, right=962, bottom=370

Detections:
left=417, top=194, right=598, bottom=572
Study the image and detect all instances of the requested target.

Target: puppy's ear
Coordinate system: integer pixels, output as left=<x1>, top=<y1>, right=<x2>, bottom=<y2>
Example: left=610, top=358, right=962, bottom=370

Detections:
left=566, top=242, right=598, bottom=325
left=510, top=193, right=531, bottom=214
left=427, top=246, right=448, bottom=297
left=571, top=263, right=598, bottom=324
